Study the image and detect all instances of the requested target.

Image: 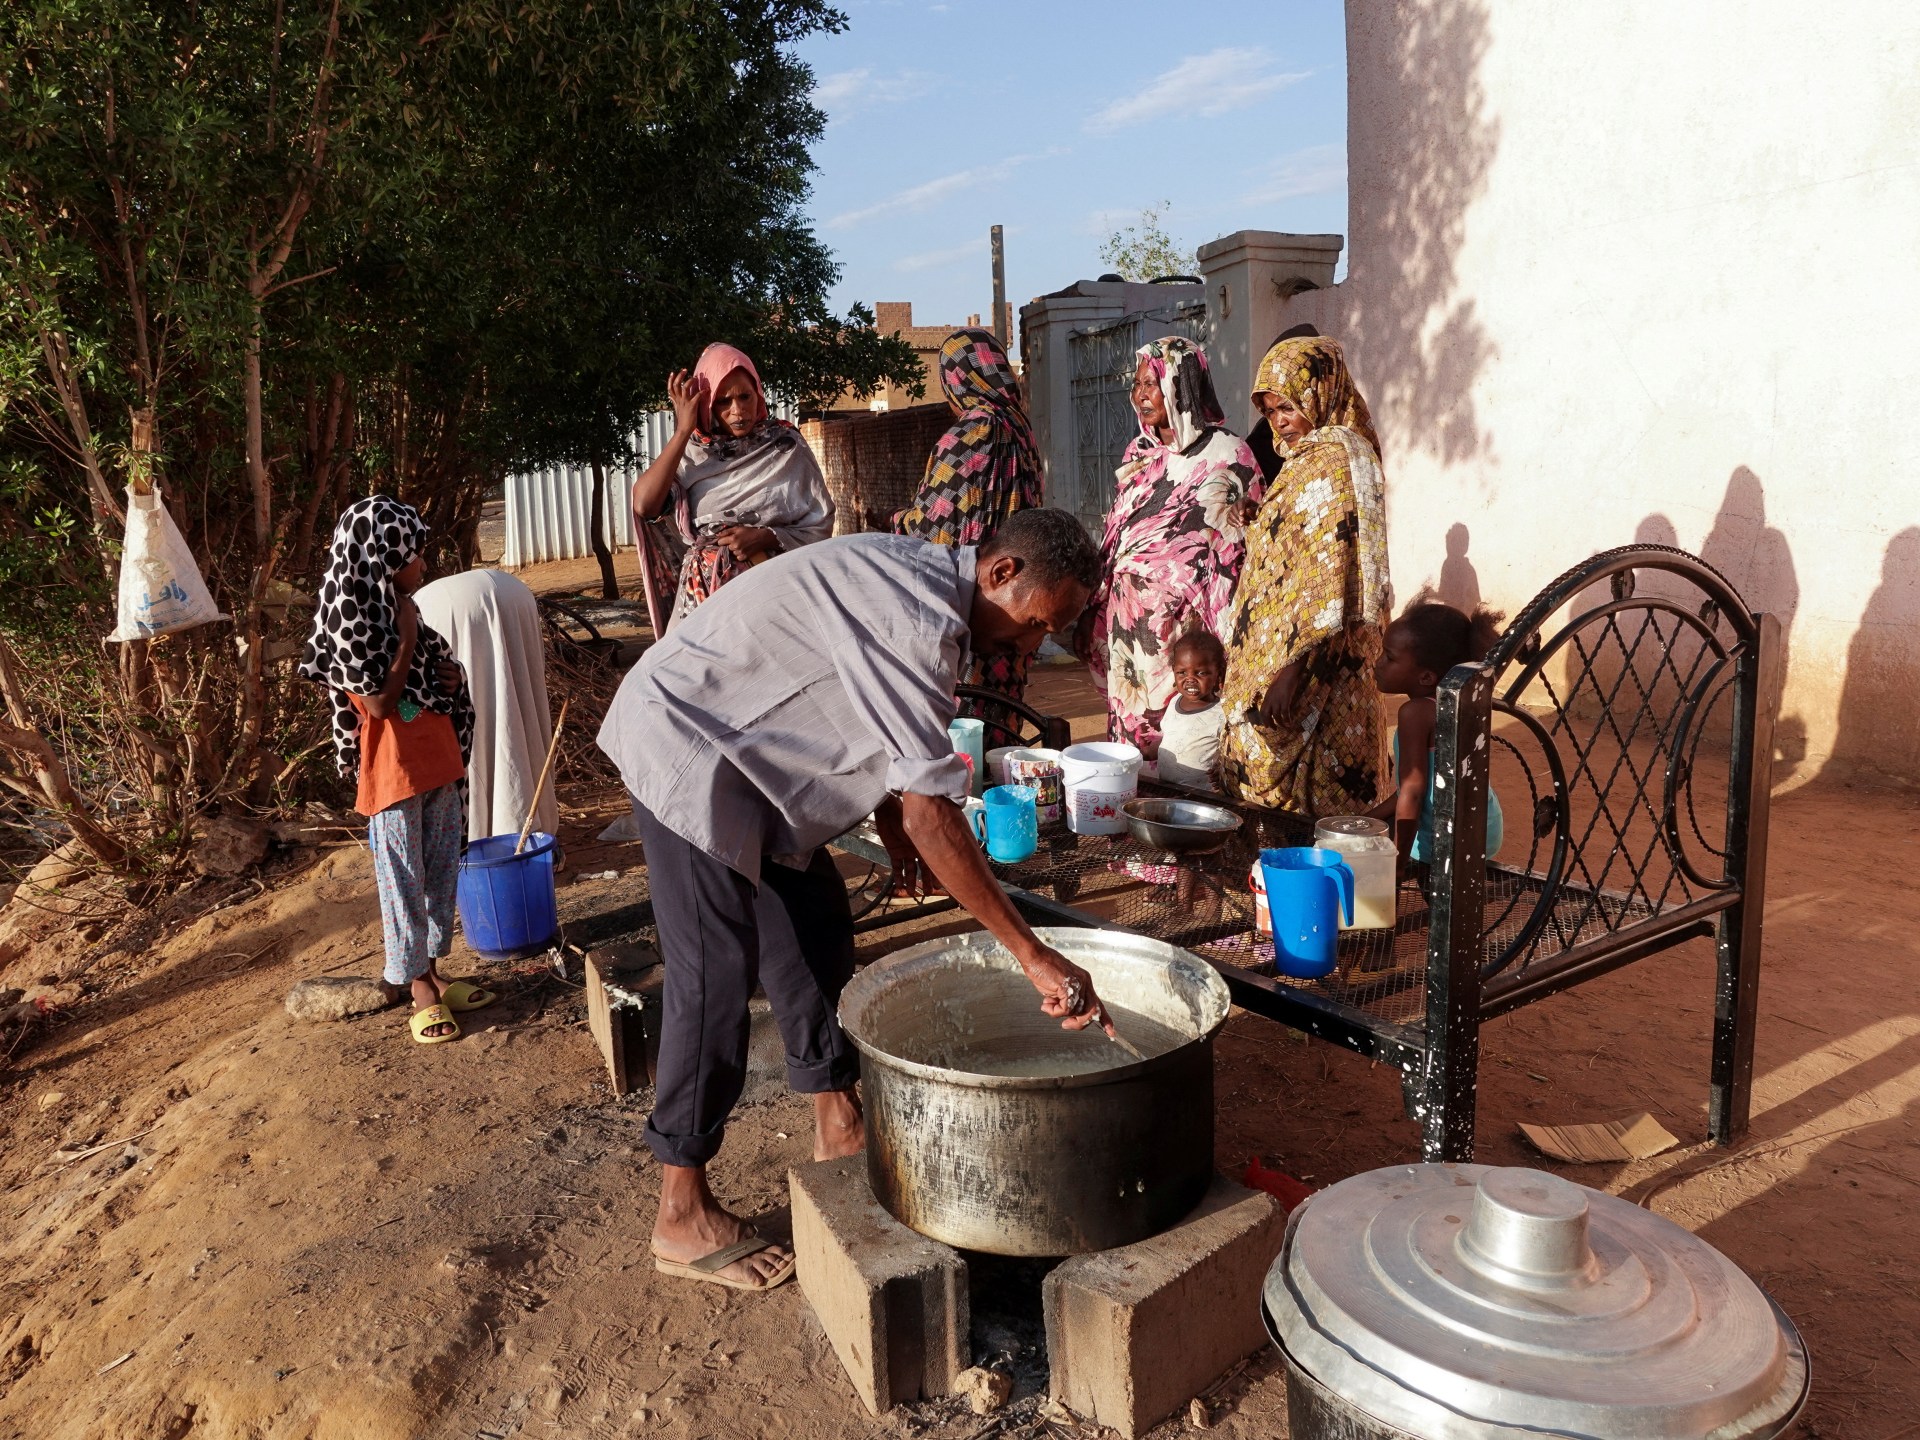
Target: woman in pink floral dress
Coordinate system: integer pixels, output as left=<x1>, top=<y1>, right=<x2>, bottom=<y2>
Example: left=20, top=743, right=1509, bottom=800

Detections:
left=1078, top=337, right=1262, bottom=751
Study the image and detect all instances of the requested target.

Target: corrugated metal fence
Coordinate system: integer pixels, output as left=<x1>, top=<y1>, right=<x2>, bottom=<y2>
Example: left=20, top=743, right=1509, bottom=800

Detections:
left=501, top=412, right=669, bottom=567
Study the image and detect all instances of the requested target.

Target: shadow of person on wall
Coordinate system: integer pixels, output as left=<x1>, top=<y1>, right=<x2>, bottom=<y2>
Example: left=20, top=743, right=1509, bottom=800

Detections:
left=1636, top=514, right=1678, bottom=549
left=1437, top=523, right=1481, bottom=611
left=1574, top=513, right=1677, bottom=613
left=1822, top=526, right=1920, bottom=784
left=1564, top=514, right=1680, bottom=724
left=1699, top=467, right=1806, bottom=780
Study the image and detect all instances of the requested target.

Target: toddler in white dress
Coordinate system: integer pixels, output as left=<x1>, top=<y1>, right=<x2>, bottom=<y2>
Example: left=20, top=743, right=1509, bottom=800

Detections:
left=1150, top=631, right=1226, bottom=793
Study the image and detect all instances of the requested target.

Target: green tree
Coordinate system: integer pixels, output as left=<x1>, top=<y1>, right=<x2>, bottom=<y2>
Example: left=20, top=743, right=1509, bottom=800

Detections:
left=1098, top=201, right=1198, bottom=282
left=0, top=0, right=920, bottom=867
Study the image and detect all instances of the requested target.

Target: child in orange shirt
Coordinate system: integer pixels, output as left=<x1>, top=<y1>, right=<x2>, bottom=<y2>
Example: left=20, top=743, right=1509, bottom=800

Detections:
left=301, top=497, right=489, bottom=1043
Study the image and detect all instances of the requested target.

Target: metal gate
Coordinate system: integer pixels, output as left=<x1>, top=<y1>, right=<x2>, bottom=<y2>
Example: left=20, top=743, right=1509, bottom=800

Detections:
left=1066, top=301, right=1209, bottom=530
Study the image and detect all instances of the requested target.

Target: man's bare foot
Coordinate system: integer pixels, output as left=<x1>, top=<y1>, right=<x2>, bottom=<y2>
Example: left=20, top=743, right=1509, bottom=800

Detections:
left=651, top=1164, right=790, bottom=1289
left=813, top=1088, right=864, bottom=1162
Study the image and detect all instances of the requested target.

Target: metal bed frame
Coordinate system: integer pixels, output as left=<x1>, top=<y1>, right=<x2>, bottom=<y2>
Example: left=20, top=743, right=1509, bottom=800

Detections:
left=835, top=544, right=1782, bottom=1163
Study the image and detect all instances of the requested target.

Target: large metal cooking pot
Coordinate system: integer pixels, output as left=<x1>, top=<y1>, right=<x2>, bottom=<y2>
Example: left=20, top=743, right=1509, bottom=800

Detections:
left=1264, top=1164, right=1810, bottom=1438
left=839, top=927, right=1231, bottom=1256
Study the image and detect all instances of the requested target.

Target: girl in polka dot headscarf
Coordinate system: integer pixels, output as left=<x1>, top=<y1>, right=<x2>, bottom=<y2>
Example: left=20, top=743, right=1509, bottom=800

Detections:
left=301, top=495, right=489, bottom=1044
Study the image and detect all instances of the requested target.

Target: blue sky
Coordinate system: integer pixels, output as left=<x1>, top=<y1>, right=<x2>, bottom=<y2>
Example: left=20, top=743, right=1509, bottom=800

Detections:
left=792, top=0, right=1349, bottom=344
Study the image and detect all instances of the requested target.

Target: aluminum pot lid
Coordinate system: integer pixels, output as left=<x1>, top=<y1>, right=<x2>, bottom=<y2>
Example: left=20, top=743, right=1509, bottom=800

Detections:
left=1264, top=1164, right=1808, bottom=1437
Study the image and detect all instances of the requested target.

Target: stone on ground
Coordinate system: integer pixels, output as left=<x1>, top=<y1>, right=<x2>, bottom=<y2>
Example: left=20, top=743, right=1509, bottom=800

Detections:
left=789, top=1156, right=968, bottom=1416
left=284, top=975, right=395, bottom=1023
left=956, top=1365, right=1012, bottom=1414
left=191, top=814, right=270, bottom=877
left=1043, top=1176, right=1283, bottom=1439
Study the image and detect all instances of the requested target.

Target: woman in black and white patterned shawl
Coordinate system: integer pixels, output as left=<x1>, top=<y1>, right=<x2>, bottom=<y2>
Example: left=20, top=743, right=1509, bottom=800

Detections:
left=300, top=495, right=474, bottom=775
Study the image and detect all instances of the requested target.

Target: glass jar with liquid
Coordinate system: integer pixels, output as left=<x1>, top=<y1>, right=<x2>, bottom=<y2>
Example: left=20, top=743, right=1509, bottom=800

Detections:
left=1314, top=816, right=1398, bottom=929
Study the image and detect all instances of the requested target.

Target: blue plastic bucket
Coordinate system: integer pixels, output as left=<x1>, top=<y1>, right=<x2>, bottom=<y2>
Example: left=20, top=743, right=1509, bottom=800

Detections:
left=457, top=832, right=559, bottom=959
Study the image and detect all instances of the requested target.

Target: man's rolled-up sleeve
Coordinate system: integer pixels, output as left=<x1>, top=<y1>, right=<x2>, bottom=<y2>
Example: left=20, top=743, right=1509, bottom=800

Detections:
left=831, top=622, right=970, bottom=804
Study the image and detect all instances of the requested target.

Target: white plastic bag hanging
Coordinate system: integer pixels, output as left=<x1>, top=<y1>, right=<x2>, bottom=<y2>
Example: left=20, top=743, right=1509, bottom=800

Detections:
left=106, top=483, right=229, bottom=642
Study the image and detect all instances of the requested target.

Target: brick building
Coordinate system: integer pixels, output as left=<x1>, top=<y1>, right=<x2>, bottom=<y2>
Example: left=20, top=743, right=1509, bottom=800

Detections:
left=800, top=405, right=952, bottom=536
left=824, top=301, right=987, bottom=415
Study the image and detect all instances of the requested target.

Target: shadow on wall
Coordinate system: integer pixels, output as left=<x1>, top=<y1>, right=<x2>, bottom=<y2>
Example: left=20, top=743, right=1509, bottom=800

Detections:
left=1564, top=473, right=1811, bottom=782
left=1338, top=0, right=1501, bottom=465
left=1559, top=480, right=1797, bottom=779
left=1437, top=522, right=1481, bottom=611
left=1698, top=467, right=1806, bottom=781
left=1824, top=526, right=1920, bottom=783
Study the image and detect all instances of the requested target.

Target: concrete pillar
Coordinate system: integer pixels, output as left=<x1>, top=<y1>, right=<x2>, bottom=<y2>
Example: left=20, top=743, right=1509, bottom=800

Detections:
left=1196, top=231, right=1345, bottom=434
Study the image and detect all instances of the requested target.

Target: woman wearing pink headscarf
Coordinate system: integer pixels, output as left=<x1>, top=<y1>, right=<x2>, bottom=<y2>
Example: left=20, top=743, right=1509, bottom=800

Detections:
left=631, top=343, right=835, bottom=631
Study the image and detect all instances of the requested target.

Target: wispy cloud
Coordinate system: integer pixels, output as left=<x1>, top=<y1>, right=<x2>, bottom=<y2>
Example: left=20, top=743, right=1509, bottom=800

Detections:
left=894, top=238, right=986, bottom=273
left=827, top=155, right=1043, bottom=230
left=814, top=67, right=931, bottom=117
left=1240, top=143, right=1347, bottom=204
left=1085, top=49, right=1309, bottom=135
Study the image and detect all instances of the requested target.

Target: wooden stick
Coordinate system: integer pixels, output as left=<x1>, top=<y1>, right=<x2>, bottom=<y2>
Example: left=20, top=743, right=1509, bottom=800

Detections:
left=515, top=698, right=568, bottom=855
left=49, top=1125, right=160, bottom=1167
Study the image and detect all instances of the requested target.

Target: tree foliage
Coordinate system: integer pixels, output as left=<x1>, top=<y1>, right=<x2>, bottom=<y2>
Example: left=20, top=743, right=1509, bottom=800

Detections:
left=0, top=0, right=920, bottom=868
left=1097, top=202, right=1198, bottom=283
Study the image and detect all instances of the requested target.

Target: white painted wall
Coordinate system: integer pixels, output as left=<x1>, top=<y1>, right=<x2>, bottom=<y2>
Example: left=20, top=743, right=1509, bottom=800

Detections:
left=1270, top=0, right=1920, bottom=783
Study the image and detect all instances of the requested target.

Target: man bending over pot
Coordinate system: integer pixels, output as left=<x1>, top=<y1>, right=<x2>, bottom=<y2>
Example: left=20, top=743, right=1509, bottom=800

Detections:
left=598, top=507, right=1112, bottom=1292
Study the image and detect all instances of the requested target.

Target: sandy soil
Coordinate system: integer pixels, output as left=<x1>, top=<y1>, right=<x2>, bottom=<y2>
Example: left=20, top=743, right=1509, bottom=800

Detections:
left=1, top=623, right=1916, bottom=1438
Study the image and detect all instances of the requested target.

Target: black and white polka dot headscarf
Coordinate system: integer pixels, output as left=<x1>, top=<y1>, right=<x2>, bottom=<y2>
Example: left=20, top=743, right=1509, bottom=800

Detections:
left=300, top=495, right=474, bottom=776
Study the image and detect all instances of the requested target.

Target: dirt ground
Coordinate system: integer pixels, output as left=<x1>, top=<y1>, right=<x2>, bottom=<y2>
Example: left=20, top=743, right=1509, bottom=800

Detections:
left=1, top=565, right=1917, bottom=1439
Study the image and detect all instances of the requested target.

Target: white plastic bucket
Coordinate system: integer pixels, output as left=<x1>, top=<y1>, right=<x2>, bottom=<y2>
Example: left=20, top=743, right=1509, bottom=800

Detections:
left=1059, top=741, right=1142, bottom=836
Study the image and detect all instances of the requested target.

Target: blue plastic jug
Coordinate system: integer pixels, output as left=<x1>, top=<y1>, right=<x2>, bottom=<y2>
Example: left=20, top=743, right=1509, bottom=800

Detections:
left=1260, top=846, right=1355, bottom=979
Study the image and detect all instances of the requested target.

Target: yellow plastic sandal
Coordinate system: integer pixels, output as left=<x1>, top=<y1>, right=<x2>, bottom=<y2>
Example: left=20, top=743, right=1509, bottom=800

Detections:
left=409, top=1003, right=460, bottom=1044
left=440, top=981, right=498, bottom=1013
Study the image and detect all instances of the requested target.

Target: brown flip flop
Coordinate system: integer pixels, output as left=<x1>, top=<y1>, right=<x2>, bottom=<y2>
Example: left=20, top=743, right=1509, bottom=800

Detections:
left=653, top=1233, right=795, bottom=1292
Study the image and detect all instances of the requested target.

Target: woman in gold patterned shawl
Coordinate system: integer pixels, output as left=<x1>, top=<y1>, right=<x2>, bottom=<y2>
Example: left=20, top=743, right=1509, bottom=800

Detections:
left=1217, top=336, right=1390, bottom=815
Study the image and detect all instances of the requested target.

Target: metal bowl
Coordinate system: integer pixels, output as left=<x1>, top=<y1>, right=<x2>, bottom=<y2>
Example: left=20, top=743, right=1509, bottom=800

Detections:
left=1122, top=796, right=1243, bottom=852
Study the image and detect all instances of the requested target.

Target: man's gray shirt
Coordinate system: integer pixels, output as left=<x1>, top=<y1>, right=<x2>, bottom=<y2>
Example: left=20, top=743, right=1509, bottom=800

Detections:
left=598, top=533, right=976, bottom=882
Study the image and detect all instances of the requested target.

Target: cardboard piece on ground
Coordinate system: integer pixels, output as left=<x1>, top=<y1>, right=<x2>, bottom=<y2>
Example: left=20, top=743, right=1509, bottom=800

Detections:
left=1517, top=1112, right=1679, bottom=1164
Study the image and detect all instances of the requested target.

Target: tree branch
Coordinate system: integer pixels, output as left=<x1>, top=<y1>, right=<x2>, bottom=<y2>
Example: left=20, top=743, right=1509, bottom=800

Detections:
left=0, top=636, right=137, bottom=873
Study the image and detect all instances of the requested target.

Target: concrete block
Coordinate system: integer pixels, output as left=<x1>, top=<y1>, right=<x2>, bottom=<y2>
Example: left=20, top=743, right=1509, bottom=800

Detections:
left=790, top=1157, right=969, bottom=1415
left=584, top=944, right=661, bottom=1096
left=1044, top=1176, right=1283, bottom=1439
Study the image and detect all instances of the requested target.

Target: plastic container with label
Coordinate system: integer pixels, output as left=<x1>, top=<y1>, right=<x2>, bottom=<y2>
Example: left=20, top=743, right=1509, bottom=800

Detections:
left=1314, top=816, right=1398, bottom=929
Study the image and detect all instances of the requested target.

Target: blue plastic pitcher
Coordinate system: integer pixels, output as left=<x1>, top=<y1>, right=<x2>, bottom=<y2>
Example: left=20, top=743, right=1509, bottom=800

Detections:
left=1261, top=847, right=1355, bottom=979
left=972, top=784, right=1039, bottom=863
left=949, top=717, right=987, bottom=797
